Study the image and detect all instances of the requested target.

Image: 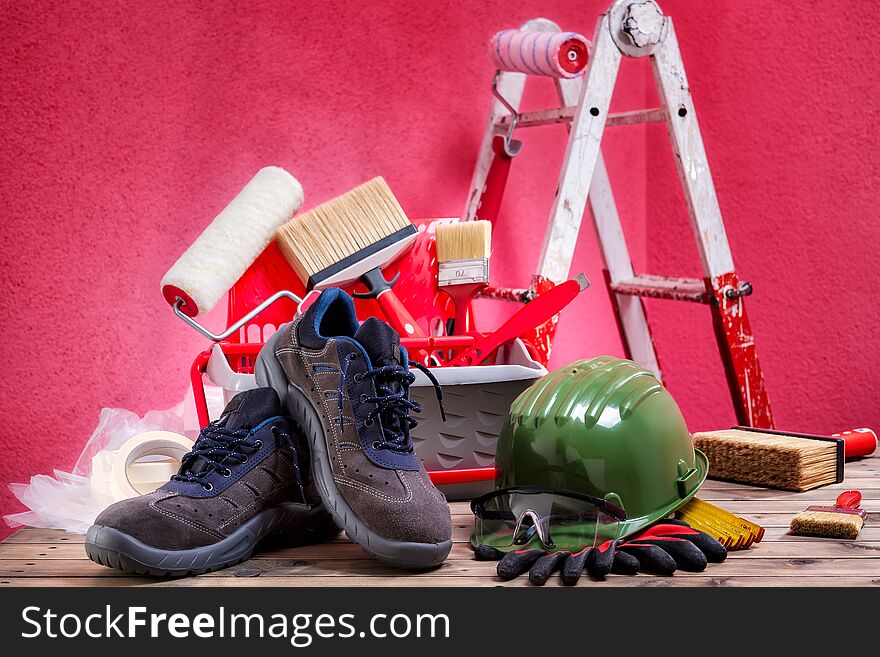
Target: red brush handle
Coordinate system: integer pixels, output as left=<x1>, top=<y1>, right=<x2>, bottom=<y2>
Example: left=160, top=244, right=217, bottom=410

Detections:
left=375, top=288, right=427, bottom=338
left=447, top=274, right=588, bottom=366
left=442, top=282, right=487, bottom=334
left=836, top=490, right=862, bottom=509
left=832, top=428, right=878, bottom=459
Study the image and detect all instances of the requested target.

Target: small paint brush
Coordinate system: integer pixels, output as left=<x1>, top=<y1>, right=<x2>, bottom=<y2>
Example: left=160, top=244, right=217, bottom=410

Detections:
left=790, top=490, right=867, bottom=540
left=435, top=220, right=491, bottom=335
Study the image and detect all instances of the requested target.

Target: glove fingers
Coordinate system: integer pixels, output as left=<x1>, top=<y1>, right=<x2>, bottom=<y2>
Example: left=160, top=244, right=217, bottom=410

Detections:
left=685, top=532, right=728, bottom=563
left=561, top=549, right=589, bottom=586
left=529, top=551, right=569, bottom=586
left=619, top=543, right=677, bottom=575
left=639, top=538, right=707, bottom=571
left=611, top=550, right=640, bottom=575
left=474, top=544, right=504, bottom=561
left=634, top=521, right=728, bottom=564
left=585, top=541, right=616, bottom=579
left=497, top=550, right=544, bottom=581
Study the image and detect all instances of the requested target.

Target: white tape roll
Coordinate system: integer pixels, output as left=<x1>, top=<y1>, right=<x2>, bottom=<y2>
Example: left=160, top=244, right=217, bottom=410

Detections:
left=90, top=431, right=193, bottom=503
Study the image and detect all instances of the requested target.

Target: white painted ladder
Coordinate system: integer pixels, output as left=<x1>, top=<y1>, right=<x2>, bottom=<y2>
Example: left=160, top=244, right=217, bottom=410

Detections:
left=464, top=0, right=773, bottom=427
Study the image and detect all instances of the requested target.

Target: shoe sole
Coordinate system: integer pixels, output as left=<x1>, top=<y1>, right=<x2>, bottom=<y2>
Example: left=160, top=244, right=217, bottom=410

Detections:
left=257, top=328, right=452, bottom=569
left=85, top=502, right=337, bottom=577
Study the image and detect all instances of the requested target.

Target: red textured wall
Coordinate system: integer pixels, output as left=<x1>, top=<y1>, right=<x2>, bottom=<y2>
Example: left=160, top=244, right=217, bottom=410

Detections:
left=1, top=0, right=877, bottom=537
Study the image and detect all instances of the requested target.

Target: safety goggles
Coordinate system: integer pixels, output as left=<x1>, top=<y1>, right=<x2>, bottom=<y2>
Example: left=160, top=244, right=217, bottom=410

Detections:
left=471, top=486, right=626, bottom=552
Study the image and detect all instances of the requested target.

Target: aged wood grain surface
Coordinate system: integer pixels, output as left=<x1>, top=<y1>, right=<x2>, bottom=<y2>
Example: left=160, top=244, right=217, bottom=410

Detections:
left=2, top=459, right=878, bottom=587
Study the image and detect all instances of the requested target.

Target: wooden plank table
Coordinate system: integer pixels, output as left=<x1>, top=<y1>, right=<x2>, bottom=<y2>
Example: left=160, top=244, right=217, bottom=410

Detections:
left=2, top=458, right=878, bottom=587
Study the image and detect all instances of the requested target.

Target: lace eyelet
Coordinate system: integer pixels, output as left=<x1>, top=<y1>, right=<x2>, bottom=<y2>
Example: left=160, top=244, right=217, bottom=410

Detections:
left=202, top=483, right=213, bottom=492
left=222, top=468, right=232, bottom=477
left=353, top=373, right=363, bottom=383
left=241, top=455, right=248, bottom=463
left=254, top=440, right=263, bottom=450
left=271, top=426, right=280, bottom=436
left=348, top=352, right=359, bottom=361
left=359, top=394, right=368, bottom=403
left=364, top=418, right=374, bottom=427
left=372, top=441, right=382, bottom=450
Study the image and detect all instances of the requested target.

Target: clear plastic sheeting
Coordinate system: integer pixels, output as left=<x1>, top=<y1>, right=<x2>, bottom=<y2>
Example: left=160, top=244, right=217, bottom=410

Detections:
left=5, top=385, right=225, bottom=533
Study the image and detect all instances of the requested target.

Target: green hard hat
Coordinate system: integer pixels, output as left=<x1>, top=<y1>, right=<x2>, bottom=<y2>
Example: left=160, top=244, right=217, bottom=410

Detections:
left=478, top=356, right=708, bottom=547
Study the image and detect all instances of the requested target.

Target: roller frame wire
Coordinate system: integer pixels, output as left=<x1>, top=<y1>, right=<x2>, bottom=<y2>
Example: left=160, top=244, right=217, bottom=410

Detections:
left=172, top=290, right=303, bottom=342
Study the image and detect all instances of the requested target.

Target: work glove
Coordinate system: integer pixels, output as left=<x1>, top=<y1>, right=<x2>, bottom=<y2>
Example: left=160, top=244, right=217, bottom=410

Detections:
left=474, top=541, right=637, bottom=586
left=475, top=519, right=726, bottom=586
left=614, top=519, right=727, bottom=575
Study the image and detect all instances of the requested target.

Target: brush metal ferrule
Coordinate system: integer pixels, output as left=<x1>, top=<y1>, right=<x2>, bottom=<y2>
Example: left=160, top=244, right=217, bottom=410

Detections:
left=438, top=258, right=489, bottom=286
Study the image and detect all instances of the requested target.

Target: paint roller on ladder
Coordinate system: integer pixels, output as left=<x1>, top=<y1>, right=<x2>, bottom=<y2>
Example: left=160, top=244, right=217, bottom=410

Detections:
left=465, top=1, right=773, bottom=427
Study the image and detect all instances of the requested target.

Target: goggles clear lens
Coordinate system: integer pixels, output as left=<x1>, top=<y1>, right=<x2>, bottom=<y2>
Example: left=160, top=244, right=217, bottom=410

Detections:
left=472, top=486, right=625, bottom=552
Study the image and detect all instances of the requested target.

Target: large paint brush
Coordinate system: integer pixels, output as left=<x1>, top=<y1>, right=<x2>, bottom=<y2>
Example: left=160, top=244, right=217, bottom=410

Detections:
left=275, top=177, right=425, bottom=338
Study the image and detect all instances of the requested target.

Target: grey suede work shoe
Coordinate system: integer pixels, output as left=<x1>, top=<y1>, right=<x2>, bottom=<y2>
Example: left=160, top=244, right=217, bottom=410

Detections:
left=255, top=288, right=452, bottom=569
left=85, top=388, right=338, bottom=576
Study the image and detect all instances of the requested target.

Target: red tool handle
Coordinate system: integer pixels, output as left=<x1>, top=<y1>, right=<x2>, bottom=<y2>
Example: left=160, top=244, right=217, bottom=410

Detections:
left=447, top=273, right=589, bottom=367
left=443, top=282, right=487, bottom=335
left=476, top=136, right=515, bottom=223
left=375, top=289, right=427, bottom=338
left=832, top=428, right=878, bottom=459
left=836, top=490, right=862, bottom=509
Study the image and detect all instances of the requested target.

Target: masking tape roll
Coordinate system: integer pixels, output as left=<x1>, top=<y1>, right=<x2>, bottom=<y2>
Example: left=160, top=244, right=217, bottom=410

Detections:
left=90, top=431, right=193, bottom=503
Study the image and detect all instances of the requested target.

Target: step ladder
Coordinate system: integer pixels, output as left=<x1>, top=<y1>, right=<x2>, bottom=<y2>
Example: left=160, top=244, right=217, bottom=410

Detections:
left=464, top=0, right=774, bottom=428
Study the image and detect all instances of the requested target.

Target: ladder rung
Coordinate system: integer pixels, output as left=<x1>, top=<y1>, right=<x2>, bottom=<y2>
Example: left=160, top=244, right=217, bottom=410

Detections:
left=496, top=107, right=665, bottom=130
left=610, top=275, right=710, bottom=303
left=606, top=108, right=666, bottom=127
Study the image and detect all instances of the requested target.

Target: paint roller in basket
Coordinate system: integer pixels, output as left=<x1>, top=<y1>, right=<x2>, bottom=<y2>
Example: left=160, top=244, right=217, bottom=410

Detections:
left=480, top=28, right=590, bottom=221
left=161, top=166, right=305, bottom=341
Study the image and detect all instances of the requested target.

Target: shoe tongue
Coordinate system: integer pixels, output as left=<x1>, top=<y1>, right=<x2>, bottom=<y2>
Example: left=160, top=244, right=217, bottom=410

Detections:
left=185, top=388, right=281, bottom=476
left=354, top=317, right=402, bottom=366
left=216, top=388, right=281, bottom=430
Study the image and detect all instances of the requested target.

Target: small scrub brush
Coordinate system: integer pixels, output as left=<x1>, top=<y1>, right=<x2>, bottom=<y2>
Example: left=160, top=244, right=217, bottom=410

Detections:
left=790, top=490, right=867, bottom=540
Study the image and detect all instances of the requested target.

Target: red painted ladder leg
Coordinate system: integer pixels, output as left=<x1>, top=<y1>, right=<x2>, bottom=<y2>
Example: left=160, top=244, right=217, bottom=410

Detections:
left=708, top=272, right=773, bottom=428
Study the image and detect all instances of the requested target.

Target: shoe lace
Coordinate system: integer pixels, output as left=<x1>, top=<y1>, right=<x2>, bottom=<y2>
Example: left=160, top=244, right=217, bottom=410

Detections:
left=172, top=423, right=269, bottom=490
left=337, top=357, right=445, bottom=453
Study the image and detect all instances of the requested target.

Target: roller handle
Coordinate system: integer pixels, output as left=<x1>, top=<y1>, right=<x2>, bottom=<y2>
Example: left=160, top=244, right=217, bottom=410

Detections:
left=832, top=428, right=878, bottom=459
left=448, top=273, right=588, bottom=366
left=836, top=491, right=862, bottom=509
